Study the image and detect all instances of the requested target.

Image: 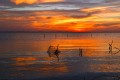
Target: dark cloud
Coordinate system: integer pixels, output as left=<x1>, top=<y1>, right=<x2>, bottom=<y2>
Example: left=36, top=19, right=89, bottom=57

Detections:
left=0, top=0, right=119, bottom=7
left=0, top=0, right=12, bottom=6
left=0, top=0, right=110, bottom=11
left=70, top=11, right=100, bottom=18
left=104, top=0, right=120, bottom=3
left=90, top=22, right=120, bottom=32
left=95, top=22, right=120, bottom=27
left=87, top=25, right=120, bottom=32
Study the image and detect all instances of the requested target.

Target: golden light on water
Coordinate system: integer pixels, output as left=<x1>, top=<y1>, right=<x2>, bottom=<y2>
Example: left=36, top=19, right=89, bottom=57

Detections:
left=12, top=57, right=37, bottom=61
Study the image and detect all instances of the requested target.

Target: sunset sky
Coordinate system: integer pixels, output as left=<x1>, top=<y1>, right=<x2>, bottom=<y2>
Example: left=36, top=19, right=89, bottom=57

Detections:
left=0, top=0, right=120, bottom=32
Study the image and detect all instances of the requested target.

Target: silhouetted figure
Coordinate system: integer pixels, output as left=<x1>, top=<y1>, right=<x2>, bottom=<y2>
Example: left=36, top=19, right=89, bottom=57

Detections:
left=47, top=45, right=55, bottom=57
left=47, top=45, right=52, bottom=57
left=54, top=44, right=61, bottom=61
left=109, top=40, right=113, bottom=54
left=47, top=44, right=61, bottom=61
left=79, top=48, right=83, bottom=57
left=109, top=44, right=112, bottom=53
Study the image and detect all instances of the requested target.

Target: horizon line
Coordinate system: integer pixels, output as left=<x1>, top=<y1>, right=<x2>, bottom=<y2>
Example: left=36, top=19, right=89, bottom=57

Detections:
left=0, top=31, right=120, bottom=33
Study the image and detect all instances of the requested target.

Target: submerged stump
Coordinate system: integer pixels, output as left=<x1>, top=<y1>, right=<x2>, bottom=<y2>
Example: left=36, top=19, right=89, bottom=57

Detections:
left=47, top=44, right=61, bottom=61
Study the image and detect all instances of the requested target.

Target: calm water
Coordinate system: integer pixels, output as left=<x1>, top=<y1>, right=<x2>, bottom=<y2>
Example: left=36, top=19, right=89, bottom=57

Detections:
left=0, top=33, right=120, bottom=79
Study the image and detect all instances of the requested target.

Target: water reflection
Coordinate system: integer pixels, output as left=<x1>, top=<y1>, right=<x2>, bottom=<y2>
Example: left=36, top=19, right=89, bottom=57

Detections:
left=12, top=57, right=37, bottom=66
left=10, top=56, right=69, bottom=78
left=0, top=33, right=120, bottom=79
left=90, top=63, right=120, bottom=72
left=47, top=44, right=61, bottom=61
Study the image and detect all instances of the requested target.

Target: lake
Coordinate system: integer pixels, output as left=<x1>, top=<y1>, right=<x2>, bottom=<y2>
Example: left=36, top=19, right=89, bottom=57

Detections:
left=0, top=33, right=120, bottom=79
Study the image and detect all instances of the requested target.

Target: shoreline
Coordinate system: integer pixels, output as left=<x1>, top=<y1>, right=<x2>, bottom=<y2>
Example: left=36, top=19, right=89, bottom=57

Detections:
left=1, top=72, right=120, bottom=80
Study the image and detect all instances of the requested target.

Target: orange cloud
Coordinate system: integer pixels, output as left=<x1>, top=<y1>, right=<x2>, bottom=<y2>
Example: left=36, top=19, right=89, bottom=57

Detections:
left=11, top=0, right=63, bottom=4
left=29, top=14, right=95, bottom=32
left=40, top=0, right=64, bottom=3
left=82, top=6, right=108, bottom=12
left=11, top=0, right=37, bottom=4
left=1, top=10, right=120, bottom=32
left=20, top=11, right=118, bottom=32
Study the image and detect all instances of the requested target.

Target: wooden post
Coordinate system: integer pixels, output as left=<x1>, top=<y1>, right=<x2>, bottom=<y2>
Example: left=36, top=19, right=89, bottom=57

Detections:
left=67, top=33, right=68, bottom=38
left=79, top=48, right=83, bottom=57
left=44, top=33, right=46, bottom=39
left=55, top=34, right=57, bottom=38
